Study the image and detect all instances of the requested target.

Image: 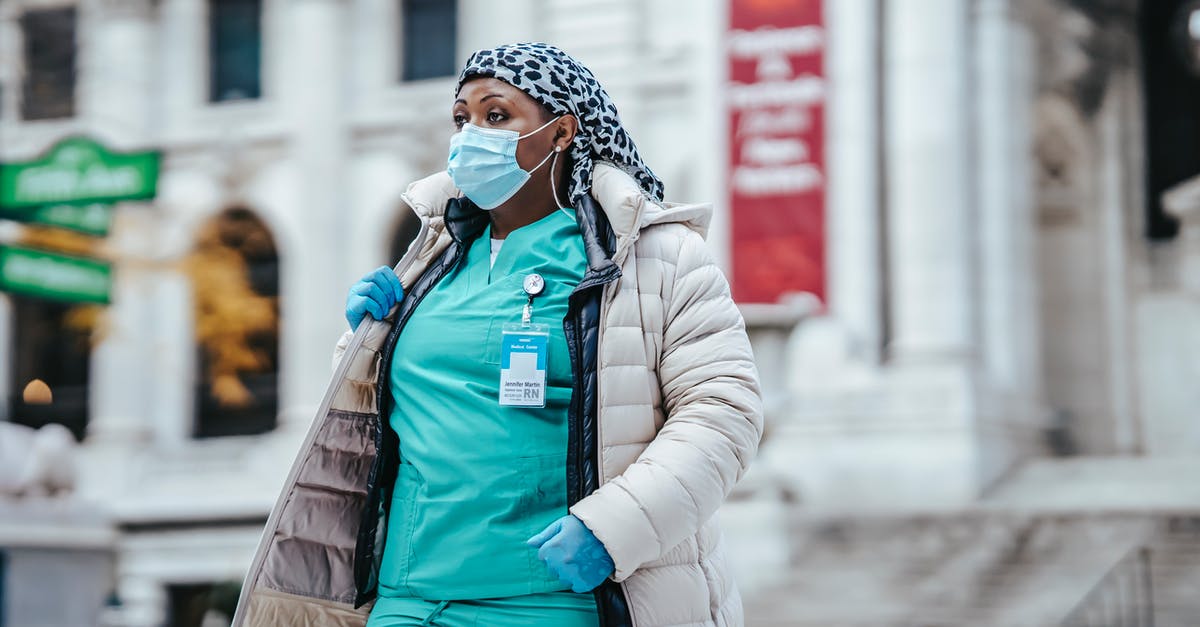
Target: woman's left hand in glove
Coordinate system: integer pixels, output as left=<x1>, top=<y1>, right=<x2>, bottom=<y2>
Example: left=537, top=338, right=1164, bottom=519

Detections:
left=527, top=514, right=615, bottom=593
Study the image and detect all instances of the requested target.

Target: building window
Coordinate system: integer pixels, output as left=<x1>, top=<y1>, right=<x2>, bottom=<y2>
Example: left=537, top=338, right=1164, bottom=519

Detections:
left=400, top=0, right=457, bottom=82
left=209, top=0, right=262, bottom=102
left=187, top=209, right=279, bottom=438
left=20, top=8, right=77, bottom=120
left=8, top=297, right=93, bottom=442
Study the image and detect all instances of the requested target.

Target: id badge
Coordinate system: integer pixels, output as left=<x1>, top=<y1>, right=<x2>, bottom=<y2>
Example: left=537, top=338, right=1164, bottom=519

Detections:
left=499, top=323, right=549, bottom=407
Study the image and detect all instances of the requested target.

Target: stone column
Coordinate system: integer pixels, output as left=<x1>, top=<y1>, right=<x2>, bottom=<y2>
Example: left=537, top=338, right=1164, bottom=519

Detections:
left=780, top=0, right=1047, bottom=509
left=88, top=264, right=155, bottom=445
left=81, top=0, right=159, bottom=142
left=976, top=0, right=1036, bottom=396
left=157, top=0, right=204, bottom=135
left=883, top=0, right=973, bottom=363
left=277, top=0, right=350, bottom=430
left=0, top=5, right=20, bottom=128
left=83, top=0, right=160, bottom=447
left=147, top=269, right=195, bottom=446
left=826, top=0, right=885, bottom=362
left=967, top=0, right=1048, bottom=481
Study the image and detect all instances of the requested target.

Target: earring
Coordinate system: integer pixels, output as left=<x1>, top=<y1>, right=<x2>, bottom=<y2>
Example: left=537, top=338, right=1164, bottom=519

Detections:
left=555, top=146, right=563, bottom=152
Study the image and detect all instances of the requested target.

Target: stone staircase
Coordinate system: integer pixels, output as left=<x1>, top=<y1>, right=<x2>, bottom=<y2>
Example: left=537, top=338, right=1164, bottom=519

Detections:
left=733, top=509, right=1200, bottom=626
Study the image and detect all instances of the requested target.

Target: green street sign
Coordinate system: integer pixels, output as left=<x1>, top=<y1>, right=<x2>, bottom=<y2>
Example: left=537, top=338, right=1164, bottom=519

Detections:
left=0, top=136, right=160, bottom=209
left=0, top=246, right=112, bottom=304
left=0, top=203, right=114, bottom=237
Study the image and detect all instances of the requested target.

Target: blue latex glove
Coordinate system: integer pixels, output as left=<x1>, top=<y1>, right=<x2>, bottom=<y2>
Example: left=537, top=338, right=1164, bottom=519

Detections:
left=345, top=266, right=404, bottom=330
left=527, top=514, right=615, bottom=593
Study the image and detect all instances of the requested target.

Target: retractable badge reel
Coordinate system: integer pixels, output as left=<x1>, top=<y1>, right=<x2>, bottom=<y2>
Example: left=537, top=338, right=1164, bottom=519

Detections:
left=499, top=273, right=550, bottom=407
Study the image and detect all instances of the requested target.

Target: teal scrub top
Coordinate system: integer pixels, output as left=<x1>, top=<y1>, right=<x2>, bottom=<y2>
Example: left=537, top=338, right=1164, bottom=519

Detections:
left=378, top=209, right=588, bottom=601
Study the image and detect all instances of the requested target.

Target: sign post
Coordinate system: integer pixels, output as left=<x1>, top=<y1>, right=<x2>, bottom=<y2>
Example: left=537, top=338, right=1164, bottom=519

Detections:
left=727, top=0, right=827, bottom=304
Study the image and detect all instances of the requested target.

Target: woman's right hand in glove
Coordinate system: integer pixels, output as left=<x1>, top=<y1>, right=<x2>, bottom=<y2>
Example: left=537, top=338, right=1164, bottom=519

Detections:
left=346, top=266, right=404, bottom=330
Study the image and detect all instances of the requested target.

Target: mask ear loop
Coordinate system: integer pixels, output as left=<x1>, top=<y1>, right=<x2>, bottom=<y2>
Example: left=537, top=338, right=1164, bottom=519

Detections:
left=517, top=115, right=563, bottom=140
left=550, top=146, right=574, bottom=218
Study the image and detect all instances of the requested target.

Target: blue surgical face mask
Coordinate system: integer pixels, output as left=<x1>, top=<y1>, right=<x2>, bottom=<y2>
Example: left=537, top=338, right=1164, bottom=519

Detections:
left=446, top=116, right=561, bottom=210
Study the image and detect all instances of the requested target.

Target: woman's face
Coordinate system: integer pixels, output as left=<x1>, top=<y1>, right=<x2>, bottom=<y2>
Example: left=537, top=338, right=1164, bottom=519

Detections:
left=453, top=77, right=564, bottom=172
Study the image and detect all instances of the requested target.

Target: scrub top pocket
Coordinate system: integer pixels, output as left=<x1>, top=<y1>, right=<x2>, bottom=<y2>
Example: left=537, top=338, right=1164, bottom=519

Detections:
left=517, top=453, right=570, bottom=579
left=378, top=460, right=422, bottom=597
left=484, top=276, right=574, bottom=372
left=480, top=274, right=523, bottom=365
left=388, top=452, right=568, bottom=600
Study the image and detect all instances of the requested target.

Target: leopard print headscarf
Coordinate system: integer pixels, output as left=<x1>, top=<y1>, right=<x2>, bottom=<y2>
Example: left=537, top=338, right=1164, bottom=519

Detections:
left=456, top=42, right=665, bottom=206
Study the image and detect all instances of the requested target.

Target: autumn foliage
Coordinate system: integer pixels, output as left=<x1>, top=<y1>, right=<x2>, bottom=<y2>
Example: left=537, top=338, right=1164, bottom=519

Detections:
left=183, top=209, right=278, bottom=408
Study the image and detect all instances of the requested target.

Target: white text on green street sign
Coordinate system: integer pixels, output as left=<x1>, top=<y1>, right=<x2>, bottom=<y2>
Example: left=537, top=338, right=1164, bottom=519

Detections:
left=0, top=137, right=159, bottom=208
left=0, top=246, right=111, bottom=304
left=15, top=164, right=143, bottom=203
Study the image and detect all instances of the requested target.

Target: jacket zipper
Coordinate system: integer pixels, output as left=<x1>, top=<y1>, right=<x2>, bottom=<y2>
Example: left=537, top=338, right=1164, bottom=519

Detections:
left=564, top=293, right=585, bottom=507
left=230, top=220, right=430, bottom=626
left=567, top=261, right=634, bottom=627
left=598, top=202, right=644, bottom=627
left=594, top=275, right=639, bottom=627
left=359, top=223, right=467, bottom=605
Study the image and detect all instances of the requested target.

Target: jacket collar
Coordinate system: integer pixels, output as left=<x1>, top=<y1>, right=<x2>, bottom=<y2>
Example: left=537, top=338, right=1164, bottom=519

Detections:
left=443, top=196, right=489, bottom=247
left=398, top=162, right=714, bottom=264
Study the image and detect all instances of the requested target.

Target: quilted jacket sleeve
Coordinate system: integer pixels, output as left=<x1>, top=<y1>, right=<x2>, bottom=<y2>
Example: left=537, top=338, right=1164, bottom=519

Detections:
left=569, top=228, right=764, bottom=581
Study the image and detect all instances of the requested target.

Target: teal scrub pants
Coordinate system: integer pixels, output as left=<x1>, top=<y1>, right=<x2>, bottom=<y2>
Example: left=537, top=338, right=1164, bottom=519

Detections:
left=365, top=591, right=599, bottom=627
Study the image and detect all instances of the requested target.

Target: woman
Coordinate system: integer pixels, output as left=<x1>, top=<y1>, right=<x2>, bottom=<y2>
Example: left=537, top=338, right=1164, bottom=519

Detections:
left=232, top=43, right=762, bottom=627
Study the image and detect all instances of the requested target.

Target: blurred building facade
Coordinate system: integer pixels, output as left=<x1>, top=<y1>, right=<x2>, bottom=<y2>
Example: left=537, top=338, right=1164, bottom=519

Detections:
left=3, top=0, right=1200, bottom=625
left=733, top=0, right=1200, bottom=624
left=775, top=0, right=1200, bottom=508
left=0, top=0, right=731, bottom=625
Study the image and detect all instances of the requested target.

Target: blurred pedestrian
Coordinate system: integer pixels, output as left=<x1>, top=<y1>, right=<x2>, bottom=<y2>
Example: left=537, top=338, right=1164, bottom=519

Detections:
left=234, top=42, right=762, bottom=627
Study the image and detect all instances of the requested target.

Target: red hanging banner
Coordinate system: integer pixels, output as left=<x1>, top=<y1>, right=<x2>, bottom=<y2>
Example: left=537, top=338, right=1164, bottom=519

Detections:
left=727, top=0, right=826, bottom=304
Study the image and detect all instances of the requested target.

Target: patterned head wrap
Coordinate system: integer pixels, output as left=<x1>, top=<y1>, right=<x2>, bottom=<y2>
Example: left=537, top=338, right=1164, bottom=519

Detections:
left=456, top=42, right=665, bottom=206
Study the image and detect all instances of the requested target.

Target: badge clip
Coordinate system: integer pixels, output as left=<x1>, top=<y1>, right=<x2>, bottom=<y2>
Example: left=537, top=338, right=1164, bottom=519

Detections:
left=521, top=273, right=545, bottom=326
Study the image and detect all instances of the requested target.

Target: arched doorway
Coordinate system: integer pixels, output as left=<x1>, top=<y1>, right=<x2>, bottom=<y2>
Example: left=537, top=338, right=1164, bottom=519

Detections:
left=186, top=208, right=279, bottom=438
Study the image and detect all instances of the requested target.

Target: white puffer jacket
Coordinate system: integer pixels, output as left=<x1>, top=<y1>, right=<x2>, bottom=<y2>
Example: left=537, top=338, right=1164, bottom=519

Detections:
left=234, top=163, right=763, bottom=627
left=559, top=164, right=762, bottom=626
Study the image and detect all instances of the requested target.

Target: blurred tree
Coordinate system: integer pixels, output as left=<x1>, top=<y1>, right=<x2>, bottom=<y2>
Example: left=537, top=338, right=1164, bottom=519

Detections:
left=184, top=208, right=279, bottom=437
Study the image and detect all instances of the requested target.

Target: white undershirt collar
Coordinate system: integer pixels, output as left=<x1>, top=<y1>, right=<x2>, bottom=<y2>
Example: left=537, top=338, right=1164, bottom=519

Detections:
left=490, top=238, right=503, bottom=268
